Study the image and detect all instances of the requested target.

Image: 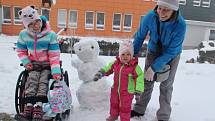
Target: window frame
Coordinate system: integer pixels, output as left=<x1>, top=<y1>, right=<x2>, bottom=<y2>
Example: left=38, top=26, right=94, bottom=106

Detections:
left=13, top=6, right=22, bottom=25
left=2, top=5, right=12, bottom=24
left=85, top=11, right=94, bottom=30
left=57, top=9, right=67, bottom=28
left=179, top=0, right=186, bottom=5
left=112, top=13, right=122, bottom=32
left=41, top=8, right=50, bottom=20
left=96, top=12, right=105, bottom=30
left=193, top=0, right=201, bottom=7
left=123, top=14, right=133, bottom=32
left=140, top=15, right=145, bottom=25
left=68, top=10, right=78, bottom=29
left=209, top=29, right=215, bottom=40
left=202, top=0, right=211, bottom=8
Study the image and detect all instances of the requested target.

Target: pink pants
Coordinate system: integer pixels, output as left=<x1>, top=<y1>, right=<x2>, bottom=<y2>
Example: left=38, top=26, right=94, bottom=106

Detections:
left=109, top=88, right=134, bottom=121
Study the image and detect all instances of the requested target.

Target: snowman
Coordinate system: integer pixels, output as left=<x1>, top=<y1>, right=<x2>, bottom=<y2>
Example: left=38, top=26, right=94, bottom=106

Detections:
left=71, top=39, right=110, bottom=110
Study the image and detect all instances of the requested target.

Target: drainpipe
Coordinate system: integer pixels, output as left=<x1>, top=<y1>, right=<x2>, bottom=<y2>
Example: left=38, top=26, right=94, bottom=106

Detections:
left=0, top=4, right=2, bottom=33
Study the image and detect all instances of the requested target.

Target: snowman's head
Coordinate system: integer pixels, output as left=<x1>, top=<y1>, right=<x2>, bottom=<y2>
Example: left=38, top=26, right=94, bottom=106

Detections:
left=74, top=39, right=100, bottom=62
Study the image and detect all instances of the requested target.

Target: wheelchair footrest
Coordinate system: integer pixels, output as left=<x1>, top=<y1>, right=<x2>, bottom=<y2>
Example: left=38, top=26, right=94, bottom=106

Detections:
left=25, top=96, right=48, bottom=104
left=14, top=114, right=30, bottom=121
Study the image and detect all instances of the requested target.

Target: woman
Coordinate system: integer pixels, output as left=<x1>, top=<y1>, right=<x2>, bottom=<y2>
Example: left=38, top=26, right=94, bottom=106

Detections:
left=131, top=0, right=186, bottom=121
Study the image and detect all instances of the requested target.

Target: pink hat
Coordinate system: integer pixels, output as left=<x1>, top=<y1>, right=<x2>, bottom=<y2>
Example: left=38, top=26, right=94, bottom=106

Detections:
left=18, top=5, right=41, bottom=29
left=119, top=40, right=134, bottom=58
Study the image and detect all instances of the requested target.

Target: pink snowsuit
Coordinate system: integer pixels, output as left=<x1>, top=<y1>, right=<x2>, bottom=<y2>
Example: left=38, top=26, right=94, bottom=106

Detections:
left=101, top=57, right=144, bottom=121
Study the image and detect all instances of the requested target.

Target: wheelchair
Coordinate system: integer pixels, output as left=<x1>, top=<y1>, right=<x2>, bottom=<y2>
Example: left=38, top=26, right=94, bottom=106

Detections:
left=15, top=61, right=70, bottom=121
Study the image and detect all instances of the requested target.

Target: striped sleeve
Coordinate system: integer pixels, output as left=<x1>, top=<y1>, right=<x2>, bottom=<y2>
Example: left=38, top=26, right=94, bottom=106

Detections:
left=16, top=32, right=31, bottom=66
left=101, top=61, right=115, bottom=76
left=48, top=32, right=61, bottom=75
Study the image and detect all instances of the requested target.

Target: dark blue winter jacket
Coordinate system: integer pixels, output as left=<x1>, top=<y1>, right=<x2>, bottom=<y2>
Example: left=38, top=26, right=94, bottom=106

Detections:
left=133, top=10, right=186, bottom=72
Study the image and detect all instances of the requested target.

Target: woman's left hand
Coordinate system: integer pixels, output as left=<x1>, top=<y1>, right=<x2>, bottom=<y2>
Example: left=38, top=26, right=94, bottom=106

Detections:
left=145, top=67, right=155, bottom=81
left=53, top=74, right=61, bottom=81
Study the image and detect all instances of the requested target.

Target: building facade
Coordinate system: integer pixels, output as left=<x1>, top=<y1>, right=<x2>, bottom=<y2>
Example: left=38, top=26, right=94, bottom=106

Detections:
left=2, top=0, right=215, bottom=48
left=1, top=0, right=156, bottom=38
left=179, top=0, right=215, bottom=48
left=0, top=1, right=2, bottom=33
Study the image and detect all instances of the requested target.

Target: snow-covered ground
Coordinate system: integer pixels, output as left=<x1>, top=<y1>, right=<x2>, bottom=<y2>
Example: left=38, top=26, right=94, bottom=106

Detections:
left=0, top=34, right=215, bottom=121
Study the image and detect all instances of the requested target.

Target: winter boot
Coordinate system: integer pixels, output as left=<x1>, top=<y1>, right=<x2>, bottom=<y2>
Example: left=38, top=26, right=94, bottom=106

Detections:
left=130, top=110, right=144, bottom=118
left=32, top=106, right=43, bottom=121
left=15, top=105, right=33, bottom=121
left=106, top=116, right=118, bottom=121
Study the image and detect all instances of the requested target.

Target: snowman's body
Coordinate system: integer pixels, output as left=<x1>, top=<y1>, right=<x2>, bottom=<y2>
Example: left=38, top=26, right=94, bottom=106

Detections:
left=72, top=40, right=110, bottom=110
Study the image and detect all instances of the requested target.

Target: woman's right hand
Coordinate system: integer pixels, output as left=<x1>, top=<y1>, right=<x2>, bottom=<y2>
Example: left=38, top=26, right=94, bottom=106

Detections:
left=145, top=66, right=155, bottom=81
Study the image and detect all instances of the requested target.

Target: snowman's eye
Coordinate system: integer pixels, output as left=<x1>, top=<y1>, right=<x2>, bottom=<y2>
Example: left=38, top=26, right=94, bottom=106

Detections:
left=91, top=46, right=94, bottom=49
left=79, top=48, right=81, bottom=51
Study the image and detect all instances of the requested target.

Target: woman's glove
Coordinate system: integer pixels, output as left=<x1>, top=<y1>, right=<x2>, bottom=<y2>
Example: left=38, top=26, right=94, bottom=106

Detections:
left=134, top=92, right=142, bottom=101
left=24, top=63, right=33, bottom=71
left=53, top=74, right=61, bottom=81
left=93, top=71, right=104, bottom=81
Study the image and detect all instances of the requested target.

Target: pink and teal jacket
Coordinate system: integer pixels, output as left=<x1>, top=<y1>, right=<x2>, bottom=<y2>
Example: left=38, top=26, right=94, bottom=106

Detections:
left=101, top=57, right=144, bottom=94
left=16, top=25, right=61, bottom=75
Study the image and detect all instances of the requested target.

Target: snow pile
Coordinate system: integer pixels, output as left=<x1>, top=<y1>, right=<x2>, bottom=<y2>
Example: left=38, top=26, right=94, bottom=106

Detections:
left=0, top=35, right=215, bottom=121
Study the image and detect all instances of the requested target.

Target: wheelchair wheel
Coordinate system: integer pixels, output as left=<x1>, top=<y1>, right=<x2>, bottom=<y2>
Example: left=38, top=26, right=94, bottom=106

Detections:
left=64, top=71, right=69, bottom=87
left=15, top=70, right=28, bottom=114
left=54, top=109, right=70, bottom=121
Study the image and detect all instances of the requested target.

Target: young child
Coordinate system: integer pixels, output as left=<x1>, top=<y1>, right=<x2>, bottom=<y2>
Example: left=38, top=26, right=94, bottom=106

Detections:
left=16, top=5, right=61, bottom=121
left=93, top=40, right=144, bottom=121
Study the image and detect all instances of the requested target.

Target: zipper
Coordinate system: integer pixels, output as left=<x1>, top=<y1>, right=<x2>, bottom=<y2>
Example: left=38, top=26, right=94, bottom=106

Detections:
left=34, top=34, right=39, bottom=61
left=118, top=64, right=124, bottom=107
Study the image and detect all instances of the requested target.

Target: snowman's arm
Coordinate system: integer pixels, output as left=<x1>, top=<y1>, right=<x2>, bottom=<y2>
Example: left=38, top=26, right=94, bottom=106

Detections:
left=71, top=59, right=82, bottom=69
left=100, top=61, right=116, bottom=76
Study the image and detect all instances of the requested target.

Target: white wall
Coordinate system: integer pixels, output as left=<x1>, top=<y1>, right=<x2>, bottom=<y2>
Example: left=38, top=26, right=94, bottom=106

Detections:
left=183, top=20, right=215, bottom=49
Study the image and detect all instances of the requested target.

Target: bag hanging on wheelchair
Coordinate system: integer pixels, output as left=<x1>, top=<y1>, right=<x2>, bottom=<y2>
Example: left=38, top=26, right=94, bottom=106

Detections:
left=43, top=79, right=72, bottom=117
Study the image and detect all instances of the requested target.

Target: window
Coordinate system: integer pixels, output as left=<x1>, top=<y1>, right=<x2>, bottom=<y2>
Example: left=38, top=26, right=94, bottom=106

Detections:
left=140, top=15, right=145, bottom=22
left=179, top=0, right=186, bottom=5
left=41, top=8, right=50, bottom=20
left=202, top=0, right=211, bottom=8
left=209, top=30, right=215, bottom=40
left=85, top=11, right=94, bottom=29
left=3, top=6, right=11, bottom=24
left=69, top=10, right=78, bottom=28
left=193, top=0, right=201, bottom=7
left=123, top=14, right=132, bottom=32
left=144, top=0, right=157, bottom=1
left=139, top=15, right=145, bottom=26
left=35, top=8, right=40, bottom=14
left=42, top=0, right=52, bottom=8
left=112, top=13, right=121, bottom=31
left=58, top=9, right=67, bottom=28
left=14, top=7, right=22, bottom=25
left=96, top=12, right=105, bottom=30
